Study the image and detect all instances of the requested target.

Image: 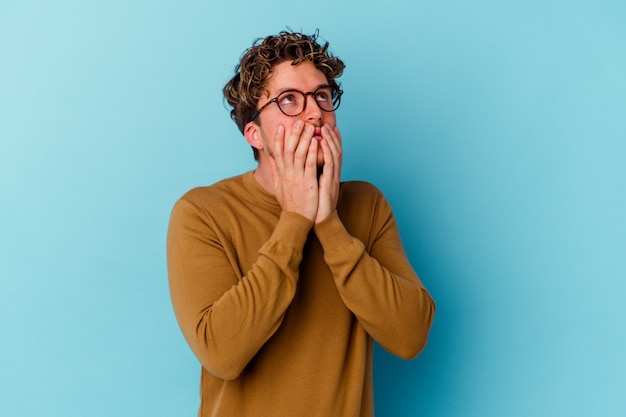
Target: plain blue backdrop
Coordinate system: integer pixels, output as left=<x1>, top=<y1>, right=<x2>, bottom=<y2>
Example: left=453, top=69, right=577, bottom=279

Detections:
left=1, top=1, right=625, bottom=416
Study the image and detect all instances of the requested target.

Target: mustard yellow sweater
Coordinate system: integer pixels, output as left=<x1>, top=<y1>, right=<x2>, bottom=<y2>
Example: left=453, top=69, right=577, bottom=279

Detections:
left=167, top=171, right=435, bottom=417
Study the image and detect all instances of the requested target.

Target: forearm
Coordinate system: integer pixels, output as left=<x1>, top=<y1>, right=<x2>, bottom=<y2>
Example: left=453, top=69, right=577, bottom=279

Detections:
left=167, top=201, right=312, bottom=379
left=314, top=211, right=435, bottom=359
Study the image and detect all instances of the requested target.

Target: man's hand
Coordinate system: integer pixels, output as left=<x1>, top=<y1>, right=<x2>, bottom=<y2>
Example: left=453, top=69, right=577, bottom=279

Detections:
left=315, top=124, right=342, bottom=224
left=269, top=121, right=319, bottom=222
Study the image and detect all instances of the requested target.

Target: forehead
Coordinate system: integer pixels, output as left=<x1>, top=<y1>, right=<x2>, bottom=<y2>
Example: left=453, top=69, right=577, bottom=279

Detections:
left=264, top=60, right=328, bottom=96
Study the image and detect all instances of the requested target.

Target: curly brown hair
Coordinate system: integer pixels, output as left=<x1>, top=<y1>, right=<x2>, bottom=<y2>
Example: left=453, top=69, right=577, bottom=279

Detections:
left=223, top=30, right=345, bottom=159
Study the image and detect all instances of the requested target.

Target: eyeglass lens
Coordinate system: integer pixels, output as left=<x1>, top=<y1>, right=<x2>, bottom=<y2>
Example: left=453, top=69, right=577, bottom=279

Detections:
left=277, top=88, right=338, bottom=116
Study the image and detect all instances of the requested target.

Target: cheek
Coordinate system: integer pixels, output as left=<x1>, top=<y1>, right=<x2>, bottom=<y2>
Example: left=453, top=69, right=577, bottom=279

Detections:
left=260, top=113, right=298, bottom=136
left=257, top=116, right=294, bottom=150
left=322, top=112, right=337, bottom=127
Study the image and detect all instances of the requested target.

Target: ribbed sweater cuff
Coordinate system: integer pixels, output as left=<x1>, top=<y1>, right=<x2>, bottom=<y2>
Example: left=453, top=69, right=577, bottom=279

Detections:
left=271, top=211, right=314, bottom=249
left=313, top=211, right=354, bottom=251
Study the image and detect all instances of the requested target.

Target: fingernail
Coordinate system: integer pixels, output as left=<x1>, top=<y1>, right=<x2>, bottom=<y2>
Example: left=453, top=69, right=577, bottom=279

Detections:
left=306, top=124, right=314, bottom=133
left=295, top=121, right=304, bottom=129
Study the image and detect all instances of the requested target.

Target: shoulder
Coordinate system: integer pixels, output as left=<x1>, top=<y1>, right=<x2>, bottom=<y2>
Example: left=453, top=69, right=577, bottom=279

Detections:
left=178, top=173, right=247, bottom=206
left=169, top=174, right=251, bottom=222
left=339, top=180, right=386, bottom=205
left=338, top=180, right=393, bottom=221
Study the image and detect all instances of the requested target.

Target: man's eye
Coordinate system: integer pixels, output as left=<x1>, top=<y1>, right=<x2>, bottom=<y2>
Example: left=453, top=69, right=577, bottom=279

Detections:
left=315, top=91, right=331, bottom=102
left=279, top=94, right=298, bottom=106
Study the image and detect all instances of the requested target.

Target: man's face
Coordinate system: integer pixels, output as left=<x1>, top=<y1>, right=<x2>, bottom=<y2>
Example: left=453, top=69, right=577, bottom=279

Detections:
left=251, top=60, right=337, bottom=166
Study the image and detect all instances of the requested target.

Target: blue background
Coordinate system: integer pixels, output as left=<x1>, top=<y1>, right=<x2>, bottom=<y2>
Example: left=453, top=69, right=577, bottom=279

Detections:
left=1, top=1, right=625, bottom=416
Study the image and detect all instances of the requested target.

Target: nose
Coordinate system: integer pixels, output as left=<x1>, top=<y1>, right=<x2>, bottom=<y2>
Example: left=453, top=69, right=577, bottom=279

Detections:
left=303, top=93, right=322, bottom=122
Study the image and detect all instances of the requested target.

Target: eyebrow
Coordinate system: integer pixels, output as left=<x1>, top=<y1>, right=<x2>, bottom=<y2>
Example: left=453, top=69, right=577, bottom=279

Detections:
left=274, top=83, right=332, bottom=96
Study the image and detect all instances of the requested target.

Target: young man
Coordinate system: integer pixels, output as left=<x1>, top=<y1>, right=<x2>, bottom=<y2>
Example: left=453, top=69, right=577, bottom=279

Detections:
left=167, top=31, right=435, bottom=417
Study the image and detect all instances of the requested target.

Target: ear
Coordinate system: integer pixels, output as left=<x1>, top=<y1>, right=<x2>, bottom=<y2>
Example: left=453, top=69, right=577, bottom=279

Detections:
left=244, top=122, right=263, bottom=150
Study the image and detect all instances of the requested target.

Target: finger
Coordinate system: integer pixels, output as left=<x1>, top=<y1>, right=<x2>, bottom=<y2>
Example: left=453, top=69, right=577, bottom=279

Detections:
left=304, top=136, right=318, bottom=177
left=334, top=125, right=343, bottom=158
left=293, top=124, right=315, bottom=170
left=323, top=123, right=341, bottom=145
left=321, top=125, right=340, bottom=155
left=268, top=156, right=280, bottom=190
left=321, top=125, right=342, bottom=173
left=284, top=120, right=305, bottom=157
left=316, top=140, right=332, bottom=194
left=315, top=138, right=337, bottom=223
left=320, top=138, right=334, bottom=177
left=272, top=124, right=286, bottom=172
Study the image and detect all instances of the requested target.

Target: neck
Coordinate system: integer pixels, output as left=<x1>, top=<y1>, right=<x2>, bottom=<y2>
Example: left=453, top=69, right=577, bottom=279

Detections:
left=253, top=162, right=275, bottom=195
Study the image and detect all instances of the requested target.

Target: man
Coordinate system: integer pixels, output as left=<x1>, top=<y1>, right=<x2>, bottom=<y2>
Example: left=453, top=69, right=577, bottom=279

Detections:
left=167, top=30, right=435, bottom=417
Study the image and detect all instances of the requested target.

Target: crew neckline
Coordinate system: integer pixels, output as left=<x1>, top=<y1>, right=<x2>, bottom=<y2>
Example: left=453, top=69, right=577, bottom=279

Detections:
left=242, top=170, right=280, bottom=209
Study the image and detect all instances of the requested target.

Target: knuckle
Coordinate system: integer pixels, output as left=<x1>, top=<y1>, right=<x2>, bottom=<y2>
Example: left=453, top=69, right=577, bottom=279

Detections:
left=294, top=149, right=307, bottom=159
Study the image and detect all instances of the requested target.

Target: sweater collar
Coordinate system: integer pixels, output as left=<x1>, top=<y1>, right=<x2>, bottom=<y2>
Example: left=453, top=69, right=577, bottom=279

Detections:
left=243, top=170, right=281, bottom=210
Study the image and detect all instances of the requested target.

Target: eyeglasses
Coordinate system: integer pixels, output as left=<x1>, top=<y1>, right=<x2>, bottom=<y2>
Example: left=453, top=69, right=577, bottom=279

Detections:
left=250, top=86, right=343, bottom=122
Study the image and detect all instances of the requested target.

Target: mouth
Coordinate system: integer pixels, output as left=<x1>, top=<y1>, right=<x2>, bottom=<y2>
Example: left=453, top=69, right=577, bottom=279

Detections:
left=313, top=127, right=323, bottom=140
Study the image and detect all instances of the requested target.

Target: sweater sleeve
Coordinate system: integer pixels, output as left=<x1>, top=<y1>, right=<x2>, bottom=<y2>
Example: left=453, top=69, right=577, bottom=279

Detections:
left=167, top=198, right=312, bottom=380
left=313, top=194, right=435, bottom=360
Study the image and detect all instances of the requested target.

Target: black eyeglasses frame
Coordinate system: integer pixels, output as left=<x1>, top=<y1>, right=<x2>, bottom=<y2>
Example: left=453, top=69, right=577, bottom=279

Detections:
left=249, top=86, right=343, bottom=123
